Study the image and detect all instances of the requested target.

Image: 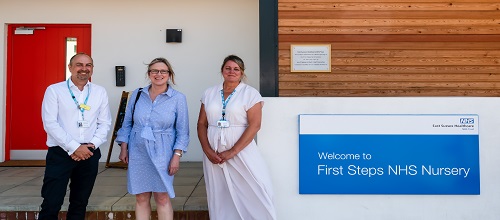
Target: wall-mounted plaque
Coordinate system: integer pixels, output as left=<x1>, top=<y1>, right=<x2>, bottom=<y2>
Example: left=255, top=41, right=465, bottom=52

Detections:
left=291, top=44, right=331, bottom=72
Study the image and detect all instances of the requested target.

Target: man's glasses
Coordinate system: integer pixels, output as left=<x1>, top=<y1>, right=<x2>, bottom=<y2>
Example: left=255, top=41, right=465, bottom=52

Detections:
left=149, top=69, right=170, bottom=74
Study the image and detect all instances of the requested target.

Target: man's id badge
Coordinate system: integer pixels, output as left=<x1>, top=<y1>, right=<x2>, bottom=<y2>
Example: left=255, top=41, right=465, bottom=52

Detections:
left=217, top=120, right=230, bottom=128
left=77, top=120, right=90, bottom=128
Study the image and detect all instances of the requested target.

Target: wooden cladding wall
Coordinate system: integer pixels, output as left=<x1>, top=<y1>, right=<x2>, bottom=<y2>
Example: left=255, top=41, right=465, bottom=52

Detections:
left=278, top=0, right=500, bottom=96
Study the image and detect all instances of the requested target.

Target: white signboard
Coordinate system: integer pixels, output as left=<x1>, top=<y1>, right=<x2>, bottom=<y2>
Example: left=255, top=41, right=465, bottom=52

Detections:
left=291, top=44, right=331, bottom=72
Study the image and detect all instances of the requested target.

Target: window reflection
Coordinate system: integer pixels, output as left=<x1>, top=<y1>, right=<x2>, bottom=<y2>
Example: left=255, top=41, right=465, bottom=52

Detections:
left=65, top=37, right=77, bottom=79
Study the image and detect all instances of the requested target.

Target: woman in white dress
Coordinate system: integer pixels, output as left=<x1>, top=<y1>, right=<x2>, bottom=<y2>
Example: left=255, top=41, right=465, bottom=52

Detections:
left=197, top=55, right=277, bottom=220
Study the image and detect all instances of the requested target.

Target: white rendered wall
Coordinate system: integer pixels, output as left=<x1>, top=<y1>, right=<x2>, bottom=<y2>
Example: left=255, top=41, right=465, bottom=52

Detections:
left=0, top=0, right=259, bottom=162
left=259, top=97, right=500, bottom=220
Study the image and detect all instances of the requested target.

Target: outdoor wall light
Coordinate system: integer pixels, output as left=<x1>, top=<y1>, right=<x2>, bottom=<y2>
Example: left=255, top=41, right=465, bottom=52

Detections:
left=166, top=29, right=182, bottom=43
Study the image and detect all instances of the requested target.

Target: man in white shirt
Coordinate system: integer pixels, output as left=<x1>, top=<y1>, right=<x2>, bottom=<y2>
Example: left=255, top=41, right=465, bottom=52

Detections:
left=39, top=53, right=112, bottom=220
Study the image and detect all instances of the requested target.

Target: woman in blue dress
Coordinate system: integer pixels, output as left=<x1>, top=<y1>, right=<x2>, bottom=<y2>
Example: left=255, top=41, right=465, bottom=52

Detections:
left=116, top=57, right=189, bottom=220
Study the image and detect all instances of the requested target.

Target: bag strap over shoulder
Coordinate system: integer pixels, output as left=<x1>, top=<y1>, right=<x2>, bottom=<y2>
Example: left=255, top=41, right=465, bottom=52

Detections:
left=131, top=88, right=143, bottom=127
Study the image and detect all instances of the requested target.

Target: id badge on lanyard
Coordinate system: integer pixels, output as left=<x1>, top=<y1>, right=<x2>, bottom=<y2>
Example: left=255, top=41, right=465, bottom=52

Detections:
left=217, top=120, right=230, bottom=128
left=219, top=89, right=235, bottom=128
left=67, top=79, right=91, bottom=128
left=78, top=120, right=90, bottom=128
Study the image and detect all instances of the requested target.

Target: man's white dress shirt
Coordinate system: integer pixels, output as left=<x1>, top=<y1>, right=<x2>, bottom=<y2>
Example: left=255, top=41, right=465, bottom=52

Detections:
left=41, top=79, right=112, bottom=155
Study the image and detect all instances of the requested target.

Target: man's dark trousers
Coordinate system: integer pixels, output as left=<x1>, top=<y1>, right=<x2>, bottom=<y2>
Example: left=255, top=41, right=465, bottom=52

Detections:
left=39, top=146, right=101, bottom=220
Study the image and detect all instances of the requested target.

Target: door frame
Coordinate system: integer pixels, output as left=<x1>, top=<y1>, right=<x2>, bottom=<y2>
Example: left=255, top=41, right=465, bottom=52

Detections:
left=5, top=23, right=91, bottom=161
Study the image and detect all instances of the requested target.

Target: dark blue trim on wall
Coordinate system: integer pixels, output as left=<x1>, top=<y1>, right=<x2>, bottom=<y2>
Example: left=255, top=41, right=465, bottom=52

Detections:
left=259, top=0, right=279, bottom=97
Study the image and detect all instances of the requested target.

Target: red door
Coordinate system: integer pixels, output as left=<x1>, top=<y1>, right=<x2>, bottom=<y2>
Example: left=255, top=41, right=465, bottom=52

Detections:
left=6, top=24, right=91, bottom=160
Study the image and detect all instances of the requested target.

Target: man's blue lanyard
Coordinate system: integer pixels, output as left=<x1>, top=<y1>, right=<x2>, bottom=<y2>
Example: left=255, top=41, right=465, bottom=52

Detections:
left=67, top=79, right=90, bottom=121
left=220, top=89, right=235, bottom=120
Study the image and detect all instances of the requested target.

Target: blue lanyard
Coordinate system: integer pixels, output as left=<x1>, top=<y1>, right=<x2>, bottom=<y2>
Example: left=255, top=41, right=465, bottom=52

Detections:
left=67, top=79, right=90, bottom=120
left=220, top=89, right=235, bottom=120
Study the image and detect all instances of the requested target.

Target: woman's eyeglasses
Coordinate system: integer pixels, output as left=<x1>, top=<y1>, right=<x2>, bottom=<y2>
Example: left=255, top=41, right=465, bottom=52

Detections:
left=149, top=69, right=170, bottom=74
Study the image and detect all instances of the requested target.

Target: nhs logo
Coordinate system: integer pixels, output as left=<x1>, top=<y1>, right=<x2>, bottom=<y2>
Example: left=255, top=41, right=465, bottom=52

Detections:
left=460, top=118, right=474, bottom=124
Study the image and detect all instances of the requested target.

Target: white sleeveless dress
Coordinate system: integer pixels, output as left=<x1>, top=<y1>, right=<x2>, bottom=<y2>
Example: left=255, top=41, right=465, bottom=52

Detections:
left=201, top=82, right=277, bottom=220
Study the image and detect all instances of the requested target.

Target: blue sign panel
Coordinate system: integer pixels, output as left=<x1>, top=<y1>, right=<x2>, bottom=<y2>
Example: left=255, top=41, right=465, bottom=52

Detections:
left=299, top=114, right=480, bottom=195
